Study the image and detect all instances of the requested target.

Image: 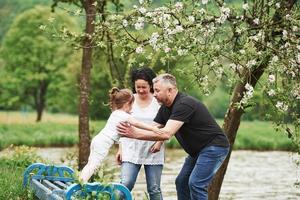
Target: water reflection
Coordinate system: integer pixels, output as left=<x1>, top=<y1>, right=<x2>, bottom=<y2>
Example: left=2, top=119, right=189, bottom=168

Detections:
left=116, top=149, right=300, bottom=200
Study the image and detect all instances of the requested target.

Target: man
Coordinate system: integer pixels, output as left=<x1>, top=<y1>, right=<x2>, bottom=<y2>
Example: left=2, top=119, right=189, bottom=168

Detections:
left=118, top=73, right=229, bottom=200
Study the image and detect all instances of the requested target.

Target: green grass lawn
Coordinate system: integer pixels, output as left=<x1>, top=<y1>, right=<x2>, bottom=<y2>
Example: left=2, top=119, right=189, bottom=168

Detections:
left=232, top=120, right=296, bottom=151
left=0, top=111, right=296, bottom=151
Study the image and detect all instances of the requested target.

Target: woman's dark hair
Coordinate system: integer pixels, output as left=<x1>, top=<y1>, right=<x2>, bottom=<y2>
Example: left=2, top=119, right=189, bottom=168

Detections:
left=130, top=67, right=156, bottom=93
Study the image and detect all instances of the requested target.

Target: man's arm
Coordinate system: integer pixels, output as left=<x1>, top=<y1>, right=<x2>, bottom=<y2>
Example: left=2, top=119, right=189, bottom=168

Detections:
left=117, top=119, right=184, bottom=141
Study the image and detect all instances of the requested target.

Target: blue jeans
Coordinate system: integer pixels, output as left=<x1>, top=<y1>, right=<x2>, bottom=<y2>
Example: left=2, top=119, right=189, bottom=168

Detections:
left=121, top=162, right=163, bottom=200
left=175, top=146, right=229, bottom=200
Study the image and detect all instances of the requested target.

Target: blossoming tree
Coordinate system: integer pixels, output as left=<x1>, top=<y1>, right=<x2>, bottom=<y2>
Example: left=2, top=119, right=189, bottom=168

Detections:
left=100, top=0, right=299, bottom=199
left=48, top=0, right=299, bottom=198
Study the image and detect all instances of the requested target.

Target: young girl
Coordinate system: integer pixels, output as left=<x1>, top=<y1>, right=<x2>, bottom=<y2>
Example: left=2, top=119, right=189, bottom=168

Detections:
left=80, top=87, right=161, bottom=183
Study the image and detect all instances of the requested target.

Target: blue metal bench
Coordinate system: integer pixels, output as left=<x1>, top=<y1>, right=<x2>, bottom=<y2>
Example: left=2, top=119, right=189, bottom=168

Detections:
left=23, top=163, right=132, bottom=200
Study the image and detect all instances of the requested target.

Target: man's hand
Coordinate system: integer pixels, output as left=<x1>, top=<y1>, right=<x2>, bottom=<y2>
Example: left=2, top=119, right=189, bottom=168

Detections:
left=150, top=141, right=163, bottom=153
left=117, top=122, right=136, bottom=138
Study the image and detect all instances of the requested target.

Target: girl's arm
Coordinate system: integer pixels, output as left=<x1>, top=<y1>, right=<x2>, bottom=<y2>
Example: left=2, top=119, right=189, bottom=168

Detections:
left=127, top=116, right=164, bottom=135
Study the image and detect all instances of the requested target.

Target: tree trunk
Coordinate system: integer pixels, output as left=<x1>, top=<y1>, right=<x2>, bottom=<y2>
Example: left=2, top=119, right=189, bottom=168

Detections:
left=208, top=82, right=245, bottom=200
left=208, top=61, right=275, bottom=199
left=34, top=81, right=48, bottom=122
left=208, top=1, right=296, bottom=198
left=78, top=0, right=96, bottom=170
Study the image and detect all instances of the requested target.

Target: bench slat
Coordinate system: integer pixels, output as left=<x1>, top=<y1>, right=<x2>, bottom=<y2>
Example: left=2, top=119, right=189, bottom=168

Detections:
left=54, top=181, right=69, bottom=189
left=30, top=179, right=63, bottom=200
left=43, top=180, right=63, bottom=191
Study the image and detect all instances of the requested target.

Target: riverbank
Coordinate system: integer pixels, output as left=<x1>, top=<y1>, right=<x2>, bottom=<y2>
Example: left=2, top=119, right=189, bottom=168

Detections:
left=2, top=147, right=298, bottom=199
left=0, top=119, right=297, bottom=151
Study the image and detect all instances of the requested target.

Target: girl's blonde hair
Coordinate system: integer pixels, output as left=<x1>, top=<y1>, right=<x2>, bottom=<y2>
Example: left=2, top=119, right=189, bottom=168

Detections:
left=109, top=87, right=134, bottom=111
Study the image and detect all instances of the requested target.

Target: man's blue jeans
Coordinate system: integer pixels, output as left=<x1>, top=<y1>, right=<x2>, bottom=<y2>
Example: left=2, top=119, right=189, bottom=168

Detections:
left=121, top=162, right=163, bottom=200
left=175, top=146, right=229, bottom=200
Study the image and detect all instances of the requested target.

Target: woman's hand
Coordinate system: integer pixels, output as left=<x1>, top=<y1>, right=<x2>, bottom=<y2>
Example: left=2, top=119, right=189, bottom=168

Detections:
left=150, top=141, right=163, bottom=153
left=115, top=146, right=122, bottom=165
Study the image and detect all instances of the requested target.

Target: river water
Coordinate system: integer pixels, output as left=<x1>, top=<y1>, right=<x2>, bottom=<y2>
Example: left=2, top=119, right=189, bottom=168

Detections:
left=3, top=147, right=299, bottom=199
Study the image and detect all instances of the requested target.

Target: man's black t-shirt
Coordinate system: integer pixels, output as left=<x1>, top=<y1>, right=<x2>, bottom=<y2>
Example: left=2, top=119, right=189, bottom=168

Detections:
left=154, top=92, right=229, bottom=157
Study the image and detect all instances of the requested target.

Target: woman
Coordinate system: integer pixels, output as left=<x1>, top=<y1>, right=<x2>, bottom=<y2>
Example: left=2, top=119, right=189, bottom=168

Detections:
left=116, top=67, right=164, bottom=200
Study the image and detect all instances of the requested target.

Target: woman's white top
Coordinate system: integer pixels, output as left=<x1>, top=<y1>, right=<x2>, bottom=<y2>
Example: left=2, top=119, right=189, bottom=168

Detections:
left=120, top=95, right=165, bottom=165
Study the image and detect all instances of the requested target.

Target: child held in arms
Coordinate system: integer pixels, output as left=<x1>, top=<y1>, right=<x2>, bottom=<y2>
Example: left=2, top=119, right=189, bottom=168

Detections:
left=80, top=87, right=162, bottom=183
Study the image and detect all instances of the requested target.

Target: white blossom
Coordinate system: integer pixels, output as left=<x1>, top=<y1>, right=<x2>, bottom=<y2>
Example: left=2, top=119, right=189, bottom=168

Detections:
left=292, top=85, right=300, bottom=100
left=202, top=0, right=209, bottom=5
left=134, top=17, right=145, bottom=30
left=135, top=46, right=144, bottom=54
left=245, top=83, right=253, bottom=92
left=145, top=12, right=153, bottom=18
left=296, top=53, right=300, bottom=64
left=175, top=25, right=184, bottom=33
left=188, top=16, right=195, bottom=23
left=267, top=89, right=276, bottom=96
left=282, top=30, right=288, bottom=40
left=177, top=49, right=188, bottom=56
left=175, top=2, right=184, bottom=11
left=149, top=32, right=159, bottom=49
left=275, top=3, right=280, bottom=8
left=139, top=0, right=144, bottom=4
left=246, top=59, right=257, bottom=68
left=122, top=19, right=128, bottom=27
left=139, top=7, right=147, bottom=14
left=284, top=42, right=290, bottom=48
left=216, top=67, right=224, bottom=78
left=242, top=3, right=249, bottom=10
left=268, top=74, right=276, bottom=83
left=271, top=56, right=279, bottom=63
left=229, top=63, right=237, bottom=70
left=239, top=49, right=246, bottom=54
left=217, top=6, right=231, bottom=24
left=239, top=83, right=254, bottom=105
left=164, top=46, right=171, bottom=53
left=253, top=18, right=260, bottom=25
left=135, top=22, right=144, bottom=30
left=276, top=101, right=288, bottom=112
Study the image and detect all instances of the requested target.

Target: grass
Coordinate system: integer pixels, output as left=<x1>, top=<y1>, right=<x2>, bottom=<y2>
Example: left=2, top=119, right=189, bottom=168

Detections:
left=231, top=120, right=296, bottom=151
left=0, top=111, right=297, bottom=151
left=0, top=160, right=33, bottom=200
left=0, top=146, right=42, bottom=200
